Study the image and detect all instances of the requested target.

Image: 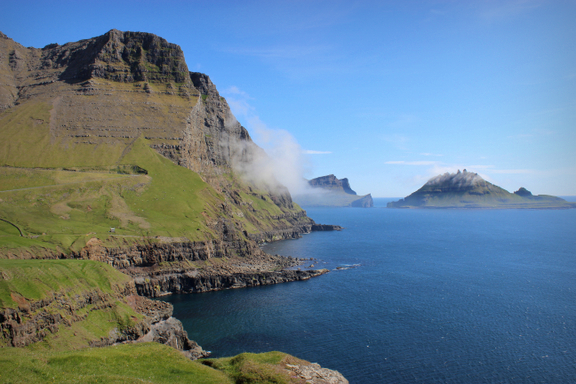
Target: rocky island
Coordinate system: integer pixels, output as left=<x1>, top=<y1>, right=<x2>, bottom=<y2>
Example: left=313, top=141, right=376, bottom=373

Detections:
left=0, top=30, right=347, bottom=383
left=387, top=169, right=576, bottom=209
left=293, top=174, right=374, bottom=207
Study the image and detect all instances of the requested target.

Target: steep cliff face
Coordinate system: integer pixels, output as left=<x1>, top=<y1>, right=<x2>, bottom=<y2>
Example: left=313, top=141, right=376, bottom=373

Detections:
left=308, top=174, right=357, bottom=195
left=0, top=30, right=317, bottom=255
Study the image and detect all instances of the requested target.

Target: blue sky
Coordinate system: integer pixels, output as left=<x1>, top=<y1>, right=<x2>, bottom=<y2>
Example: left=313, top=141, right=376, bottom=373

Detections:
left=2, top=0, right=575, bottom=197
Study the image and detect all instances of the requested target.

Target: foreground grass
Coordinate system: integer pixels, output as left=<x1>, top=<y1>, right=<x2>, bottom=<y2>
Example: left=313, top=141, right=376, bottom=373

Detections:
left=0, top=343, right=233, bottom=384
left=0, top=344, right=312, bottom=384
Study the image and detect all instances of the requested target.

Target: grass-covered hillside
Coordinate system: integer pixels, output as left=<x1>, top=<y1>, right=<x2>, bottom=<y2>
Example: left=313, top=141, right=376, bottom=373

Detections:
left=0, top=259, right=329, bottom=383
left=0, top=259, right=144, bottom=350
left=0, top=345, right=326, bottom=384
left=388, top=170, right=576, bottom=209
left=0, top=95, right=311, bottom=257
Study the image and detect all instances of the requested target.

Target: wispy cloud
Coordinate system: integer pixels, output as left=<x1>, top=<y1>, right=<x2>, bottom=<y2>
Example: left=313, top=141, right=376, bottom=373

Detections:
left=221, top=85, right=314, bottom=194
left=303, top=150, right=332, bottom=155
left=420, top=153, right=443, bottom=157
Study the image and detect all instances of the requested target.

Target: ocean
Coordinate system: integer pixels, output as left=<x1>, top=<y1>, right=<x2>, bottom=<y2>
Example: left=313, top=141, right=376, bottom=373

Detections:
left=164, top=198, right=576, bottom=383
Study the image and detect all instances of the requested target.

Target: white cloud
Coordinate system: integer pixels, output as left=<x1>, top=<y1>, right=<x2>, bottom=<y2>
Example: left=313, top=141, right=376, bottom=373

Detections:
left=221, top=86, right=313, bottom=195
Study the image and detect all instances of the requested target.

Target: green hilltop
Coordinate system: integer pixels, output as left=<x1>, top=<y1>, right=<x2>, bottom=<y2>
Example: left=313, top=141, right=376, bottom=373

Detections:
left=387, top=169, right=576, bottom=209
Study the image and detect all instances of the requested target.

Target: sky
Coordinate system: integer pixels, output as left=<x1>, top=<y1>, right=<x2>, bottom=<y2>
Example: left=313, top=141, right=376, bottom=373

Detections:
left=2, top=0, right=575, bottom=197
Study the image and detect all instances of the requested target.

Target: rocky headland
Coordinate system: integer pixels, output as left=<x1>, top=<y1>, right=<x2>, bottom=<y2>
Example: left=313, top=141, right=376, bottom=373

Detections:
left=294, top=174, right=374, bottom=207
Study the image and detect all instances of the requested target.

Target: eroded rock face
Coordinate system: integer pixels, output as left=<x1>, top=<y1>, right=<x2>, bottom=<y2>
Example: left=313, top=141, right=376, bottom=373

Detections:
left=286, top=363, right=349, bottom=384
left=0, top=282, right=138, bottom=348
left=0, top=286, right=209, bottom=359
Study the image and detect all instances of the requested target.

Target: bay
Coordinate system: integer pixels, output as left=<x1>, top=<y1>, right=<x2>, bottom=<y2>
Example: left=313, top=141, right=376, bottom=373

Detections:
left=165, top=198, right=576, bottom=383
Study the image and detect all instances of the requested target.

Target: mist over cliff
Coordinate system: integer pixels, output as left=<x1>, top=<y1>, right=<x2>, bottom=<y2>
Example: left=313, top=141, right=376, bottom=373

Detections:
left=426, top=169, right=484, bottom=189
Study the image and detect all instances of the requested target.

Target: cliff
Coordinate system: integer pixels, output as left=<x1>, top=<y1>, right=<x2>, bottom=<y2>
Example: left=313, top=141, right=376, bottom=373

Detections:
left=0, top=260, right=347, bottom=383
left=0, top=30, right=347, bottom=382
left=0, top=29, right=340, bottom=264
left=388, top=169, right=576, bottom=209
left=294, top=174, right=374, bottom=207
left=0, top=259, right=206, bottom=358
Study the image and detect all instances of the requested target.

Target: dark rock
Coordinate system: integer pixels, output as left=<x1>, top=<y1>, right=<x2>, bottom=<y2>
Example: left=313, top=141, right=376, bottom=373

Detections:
left=514, top=187, right=533, bottom=197
left=309, top=174, right=356, bottom=195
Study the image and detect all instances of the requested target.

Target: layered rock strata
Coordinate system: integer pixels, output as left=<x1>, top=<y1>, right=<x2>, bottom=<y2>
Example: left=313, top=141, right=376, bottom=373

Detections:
left=0, top=280, right=208, bottom=359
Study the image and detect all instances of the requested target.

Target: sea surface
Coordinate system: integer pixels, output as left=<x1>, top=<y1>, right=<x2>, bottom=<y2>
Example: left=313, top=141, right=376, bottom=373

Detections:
left=164, top=198, right=576, bottom=383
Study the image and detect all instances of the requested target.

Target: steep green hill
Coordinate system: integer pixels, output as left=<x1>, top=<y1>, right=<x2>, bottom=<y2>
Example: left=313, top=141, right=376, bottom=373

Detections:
left=388, top=170, right=576, bottom=209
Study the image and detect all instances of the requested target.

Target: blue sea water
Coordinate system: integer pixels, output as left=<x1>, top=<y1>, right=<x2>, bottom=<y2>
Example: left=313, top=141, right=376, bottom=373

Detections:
left=165, top=198, right=576, bottom=383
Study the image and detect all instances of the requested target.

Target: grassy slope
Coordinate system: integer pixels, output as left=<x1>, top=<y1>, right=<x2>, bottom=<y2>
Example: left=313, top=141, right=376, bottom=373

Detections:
left=0, top=259, right=131, bottom=309
left=0, top=100, right=225, bottom=253
left=0, top=259, right=144, bottom=350
left=0, top=345, right=313, bottom=384
left=0, top=261, right=311, bottom=383
left=0, top=97, right=308, bottom=256
left=0, top=343, right=233, bottom=384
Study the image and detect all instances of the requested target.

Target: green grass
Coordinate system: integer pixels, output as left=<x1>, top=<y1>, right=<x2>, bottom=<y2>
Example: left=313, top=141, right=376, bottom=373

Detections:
left=0, top=346, right=315, bottom=384
left=0, top=259, right=131, bottom=309
left=0, top=343, right=233, bottom=384
left=0, top=91, right=311, bottom=256
left=202, top=352, right=297, bottom=384
left=0, top=136, right=225, bottom=253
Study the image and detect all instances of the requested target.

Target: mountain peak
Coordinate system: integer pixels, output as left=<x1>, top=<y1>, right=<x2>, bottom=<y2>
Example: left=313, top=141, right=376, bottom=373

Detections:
left=425, top=169, right=485, bottom=190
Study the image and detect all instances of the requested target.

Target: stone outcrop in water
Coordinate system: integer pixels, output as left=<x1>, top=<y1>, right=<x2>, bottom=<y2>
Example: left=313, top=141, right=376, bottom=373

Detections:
left=294, top=174, right=374, bottom=207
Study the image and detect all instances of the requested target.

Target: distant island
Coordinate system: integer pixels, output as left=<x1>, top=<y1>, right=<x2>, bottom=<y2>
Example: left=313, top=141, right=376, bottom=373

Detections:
left=387, top=169, right=576, bottom=209
left=293, top=175, right=373, bottom=207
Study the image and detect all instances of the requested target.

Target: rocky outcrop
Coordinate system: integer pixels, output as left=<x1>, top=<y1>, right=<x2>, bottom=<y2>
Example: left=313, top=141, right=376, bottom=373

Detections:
left=0, top=283, right=209, bottom=359
left=134, top=269, right=329, bottom=297
left=139, top=317, right=208, bottom=360
left=514, top=187, right=533, bottom=197
left=309, top=174, right=357, bottom=195
left=286, top=363, right=349, bottom=384
left=311, top=224, right=344, bottom=231
left=125, top=295, right=208, bottom=359
left=350, top=193, right=374, bottom=208
left=294, top=175, right=374, bottom=208
left=0, top=282, right=137, bottom=348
